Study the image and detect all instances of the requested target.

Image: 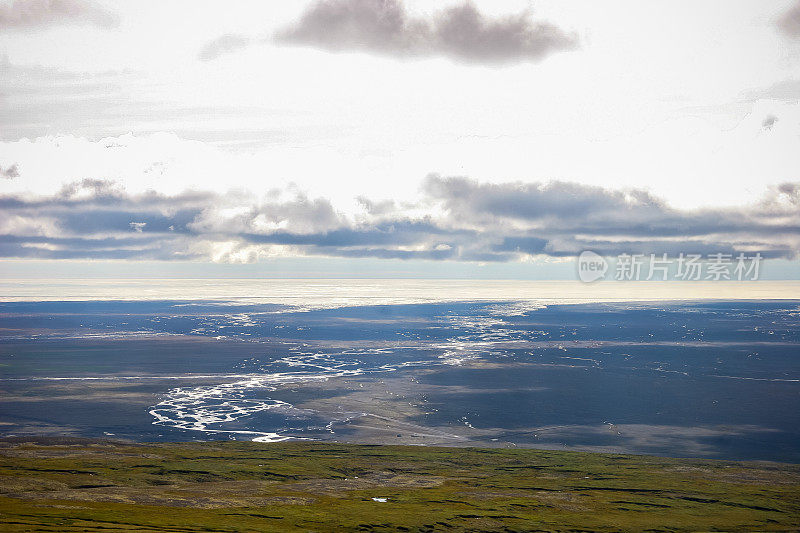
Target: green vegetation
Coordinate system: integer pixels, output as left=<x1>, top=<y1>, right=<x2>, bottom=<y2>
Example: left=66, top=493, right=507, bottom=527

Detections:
left=1, top=438, right=798, bottom=532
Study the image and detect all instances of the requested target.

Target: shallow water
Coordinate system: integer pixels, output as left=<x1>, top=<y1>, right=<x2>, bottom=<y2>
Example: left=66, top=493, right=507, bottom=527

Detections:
left=1, top=297, right=798, bottom=461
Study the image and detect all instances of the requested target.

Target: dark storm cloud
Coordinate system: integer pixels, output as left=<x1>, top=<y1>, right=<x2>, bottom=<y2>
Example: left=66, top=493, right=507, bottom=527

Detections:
left=274, top=0, right=578, bottom=65
left=0, top=177, right=797, bottom=262
left=198, top=34, right=252, bottom=62
left=778, top=1, right=800, bottom=38
left=0, top=0, right=118, bottom=30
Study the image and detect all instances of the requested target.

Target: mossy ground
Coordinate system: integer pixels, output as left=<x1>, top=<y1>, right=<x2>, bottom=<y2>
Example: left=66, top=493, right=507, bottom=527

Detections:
left=1, top=438, right=798, bottom=532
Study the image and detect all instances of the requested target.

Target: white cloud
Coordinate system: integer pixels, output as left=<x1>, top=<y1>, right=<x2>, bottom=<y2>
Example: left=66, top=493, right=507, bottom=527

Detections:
left=198, top=34, right=251, bottom=62
left=0, top=1, right=797, bottom=273
left=0, top=0, right=118, bottom=30
left=0, top=162, right=19, bottom=178
left=0, top=173, right=797, bottom=263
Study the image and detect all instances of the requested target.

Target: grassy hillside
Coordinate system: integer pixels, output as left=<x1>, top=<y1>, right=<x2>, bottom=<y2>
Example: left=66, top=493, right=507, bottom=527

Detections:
left=1, top=438, right=799, bottom=532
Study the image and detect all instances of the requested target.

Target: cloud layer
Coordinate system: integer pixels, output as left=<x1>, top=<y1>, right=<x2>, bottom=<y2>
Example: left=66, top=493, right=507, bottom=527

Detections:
left=778, top=1, right=800, bottom=38
left=198, top=34, right=252, bottom=62
left=0, top=163, right=19, bottom=179
left=1, top=175, right=797, bottom=263
left=273, top=0, right=577, bottom=64
left=0, top=0, right=118, bottom=30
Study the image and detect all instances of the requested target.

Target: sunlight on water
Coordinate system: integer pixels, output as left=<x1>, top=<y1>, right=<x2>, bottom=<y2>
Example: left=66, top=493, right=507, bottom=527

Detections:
left=0, top=279, right=798, bottom=308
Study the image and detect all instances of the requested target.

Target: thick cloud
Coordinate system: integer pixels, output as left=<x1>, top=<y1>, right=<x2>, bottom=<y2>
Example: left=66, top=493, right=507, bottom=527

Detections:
left=423, top=175, right=665, bottom=222
left=274, top=0, right=577, bottom=65
left=424, top=175, right=800, bottom=246
left=0, top=0, right=118, bottom=30
left=778, top=182, right=799, bottom=198
left=778, top=1, right=800, bottom=38
left=0, top=176, right=797, bottom=262
left=198, top=34, right=252, bottom=62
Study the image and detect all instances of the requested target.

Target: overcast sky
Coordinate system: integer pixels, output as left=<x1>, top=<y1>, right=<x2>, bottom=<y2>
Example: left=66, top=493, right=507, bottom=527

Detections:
left=0, top=0, right=798, bottom=278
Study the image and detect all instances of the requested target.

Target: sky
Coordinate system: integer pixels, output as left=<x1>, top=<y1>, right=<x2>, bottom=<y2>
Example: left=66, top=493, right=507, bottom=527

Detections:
left=0, top=0, right=799, bottom=279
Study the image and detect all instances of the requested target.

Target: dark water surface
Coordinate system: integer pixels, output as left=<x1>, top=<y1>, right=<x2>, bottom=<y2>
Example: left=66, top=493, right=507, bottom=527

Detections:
left=1, top=299, right=798, bottom=461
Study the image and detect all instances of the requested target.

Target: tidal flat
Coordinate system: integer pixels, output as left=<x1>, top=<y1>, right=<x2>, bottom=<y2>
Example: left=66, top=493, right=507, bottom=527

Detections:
left=1, top=300, right=799, bottom=460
